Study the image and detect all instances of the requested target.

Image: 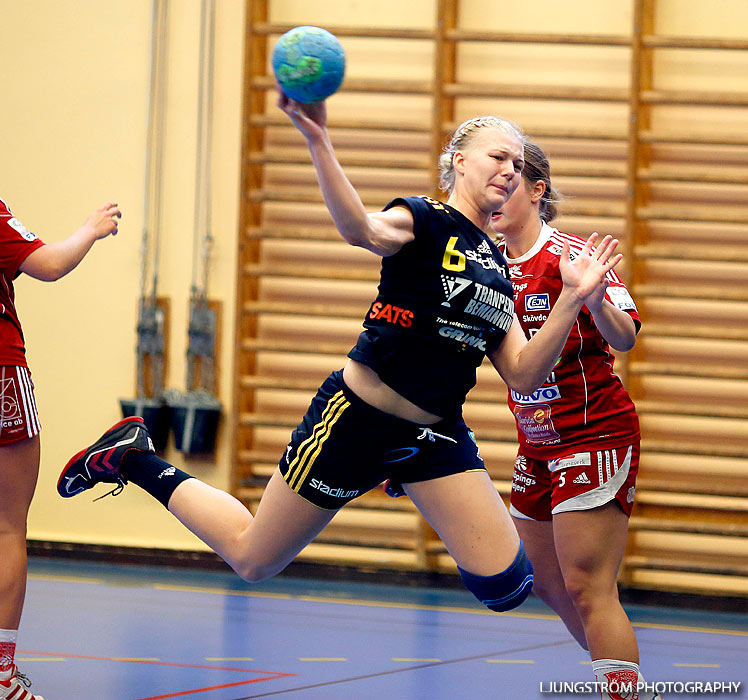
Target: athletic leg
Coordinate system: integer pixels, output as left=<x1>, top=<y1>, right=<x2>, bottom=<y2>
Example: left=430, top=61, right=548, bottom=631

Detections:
left=167, top=468, right=337, bottom=582
left=509, top=450, right=587, bottom=644
left=405, top=470, right=533, bottom=612
left=0, top=435, right=40, bottom=686
left=553, top=501, right=638, bottom=662
left=512, top=516, right=588, bottom=649
left=0, top=436, right=39, bottom=629
left=406, top=470, right=518, bottom=573
left=59, top=417, right=340, bottom=583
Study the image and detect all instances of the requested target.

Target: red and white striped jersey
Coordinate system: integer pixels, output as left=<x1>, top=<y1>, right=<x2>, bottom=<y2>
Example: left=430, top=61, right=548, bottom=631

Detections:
left=0, top=197, right=45, bottom=366
left=501, top=223, right=640, bottom=459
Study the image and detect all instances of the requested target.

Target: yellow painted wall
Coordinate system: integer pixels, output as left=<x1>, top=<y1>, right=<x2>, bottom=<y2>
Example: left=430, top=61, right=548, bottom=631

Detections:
left=1, top=0, right=245, bottom=551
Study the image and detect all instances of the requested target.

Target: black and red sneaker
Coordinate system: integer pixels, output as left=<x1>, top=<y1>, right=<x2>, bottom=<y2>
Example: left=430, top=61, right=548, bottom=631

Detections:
left=57, top=416, right=154, bottom=498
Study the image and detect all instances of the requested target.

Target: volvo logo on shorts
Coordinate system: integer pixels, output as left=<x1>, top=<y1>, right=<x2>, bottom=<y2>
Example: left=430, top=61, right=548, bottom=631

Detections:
left=510, top=385, right=561, bottom=404
left=525, top=293, right=550, bottom=311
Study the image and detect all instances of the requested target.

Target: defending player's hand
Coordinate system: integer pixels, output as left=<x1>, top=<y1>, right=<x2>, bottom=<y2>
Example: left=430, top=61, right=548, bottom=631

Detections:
left=276, top=86, right=328, bottom=141
left=83, top=202, right=122, bottom=240
left=559, top=232, right=622, bottom=304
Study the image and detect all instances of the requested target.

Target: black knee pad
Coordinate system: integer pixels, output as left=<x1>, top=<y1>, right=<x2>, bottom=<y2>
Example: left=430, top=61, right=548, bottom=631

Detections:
left=458, top=542, right=534, bottom=612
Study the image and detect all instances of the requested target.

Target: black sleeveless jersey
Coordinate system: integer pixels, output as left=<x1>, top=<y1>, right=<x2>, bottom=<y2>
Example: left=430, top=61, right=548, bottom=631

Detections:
left=347, top=195, right=514, bottom=416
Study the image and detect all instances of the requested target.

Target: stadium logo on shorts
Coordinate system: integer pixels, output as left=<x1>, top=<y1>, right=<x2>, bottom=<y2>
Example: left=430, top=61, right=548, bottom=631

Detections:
left=309, top=479, right=358, bottom=499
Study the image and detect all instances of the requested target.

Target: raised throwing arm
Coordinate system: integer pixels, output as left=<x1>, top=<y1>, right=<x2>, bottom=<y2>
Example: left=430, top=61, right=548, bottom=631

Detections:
left=277, top=91, right=414, bottom=256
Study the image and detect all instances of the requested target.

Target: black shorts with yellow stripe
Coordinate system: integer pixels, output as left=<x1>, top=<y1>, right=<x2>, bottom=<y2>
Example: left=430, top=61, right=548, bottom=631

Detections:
left=278, top=369, right=486, bottom=510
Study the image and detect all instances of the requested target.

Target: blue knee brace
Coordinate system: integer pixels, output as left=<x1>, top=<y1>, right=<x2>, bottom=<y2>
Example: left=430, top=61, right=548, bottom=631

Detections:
left=458, top=542, right=534, bottom=612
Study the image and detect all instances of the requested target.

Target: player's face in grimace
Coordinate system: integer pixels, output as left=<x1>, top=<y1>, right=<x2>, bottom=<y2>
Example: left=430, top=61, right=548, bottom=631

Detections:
left=455, top=128, right=524, bottom=213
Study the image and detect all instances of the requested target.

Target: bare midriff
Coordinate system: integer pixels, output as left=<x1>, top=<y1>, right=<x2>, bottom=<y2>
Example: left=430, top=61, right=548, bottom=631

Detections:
left=342, top=360, right=442, bottom=425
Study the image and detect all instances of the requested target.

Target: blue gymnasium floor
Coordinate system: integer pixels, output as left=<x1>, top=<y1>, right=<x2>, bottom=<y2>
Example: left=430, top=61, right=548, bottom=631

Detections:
left=19, top=557, right=748, bottom=700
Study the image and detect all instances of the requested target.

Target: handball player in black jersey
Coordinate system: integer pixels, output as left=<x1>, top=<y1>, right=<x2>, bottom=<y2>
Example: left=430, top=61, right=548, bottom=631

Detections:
left=58, top=96, right=622, bottom=614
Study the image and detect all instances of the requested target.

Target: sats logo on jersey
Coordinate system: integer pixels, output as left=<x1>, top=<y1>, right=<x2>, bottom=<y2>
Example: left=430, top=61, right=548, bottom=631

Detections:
left=525, top=293, right=550, bottom=311
left=368, top=302, right=414, bottom=327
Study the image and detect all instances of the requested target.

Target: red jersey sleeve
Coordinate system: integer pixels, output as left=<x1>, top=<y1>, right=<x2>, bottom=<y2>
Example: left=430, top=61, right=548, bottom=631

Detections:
left=602, top=269, right=641, bottom=331
left=0, top=198, right=45, bottom=278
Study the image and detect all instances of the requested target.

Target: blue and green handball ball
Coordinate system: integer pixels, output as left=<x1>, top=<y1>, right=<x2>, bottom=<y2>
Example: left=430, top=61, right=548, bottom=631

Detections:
left=272, top=26, right=346, bottom=103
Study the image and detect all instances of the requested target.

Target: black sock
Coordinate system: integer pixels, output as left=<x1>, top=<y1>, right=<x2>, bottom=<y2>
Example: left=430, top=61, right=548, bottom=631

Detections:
left=121, top=452, right=194, bottom=509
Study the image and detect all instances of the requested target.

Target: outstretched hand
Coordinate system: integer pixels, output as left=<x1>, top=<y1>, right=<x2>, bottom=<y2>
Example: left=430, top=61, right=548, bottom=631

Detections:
left=559, top=233, right=622, bottom=307
left=83, top=202, right=121, bottom=240
left=276, top=86, right=327, bottom=141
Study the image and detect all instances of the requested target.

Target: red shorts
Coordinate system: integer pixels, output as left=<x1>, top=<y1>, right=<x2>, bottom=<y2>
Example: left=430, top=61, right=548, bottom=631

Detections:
left=509, top=442, right=639, bottom=521
left=0, top=366, right=41, bottom=446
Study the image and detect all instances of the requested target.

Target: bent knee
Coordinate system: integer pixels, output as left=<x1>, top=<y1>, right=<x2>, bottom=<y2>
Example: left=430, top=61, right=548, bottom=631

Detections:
left=563, top=574, right=619, bottom=612
left=458, top=542, right=534, bottom=612
left=531, top=579, right=570, bottom=608
left=235, top=560, right=283, bottom=584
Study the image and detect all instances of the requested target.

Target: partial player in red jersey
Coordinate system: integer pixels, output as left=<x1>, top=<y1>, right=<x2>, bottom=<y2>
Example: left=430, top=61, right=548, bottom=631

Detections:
left=0, top=197, right=120, bottom=700
left=490, top=142, right=662, bottom=700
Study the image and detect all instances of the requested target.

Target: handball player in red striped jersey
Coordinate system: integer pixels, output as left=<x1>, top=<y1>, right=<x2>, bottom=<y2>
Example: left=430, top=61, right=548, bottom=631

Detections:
left=0, top=198, right=120, bottom=700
